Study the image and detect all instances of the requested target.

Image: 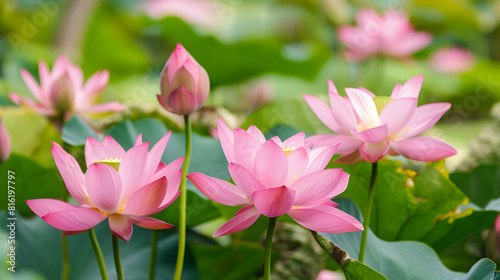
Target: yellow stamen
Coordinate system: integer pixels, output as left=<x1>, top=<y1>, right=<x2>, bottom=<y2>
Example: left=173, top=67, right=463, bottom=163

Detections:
left=282, top=147, right=296, bottom=157
left=94, top=158, right=121, bottom=171
left=91, top=208, right=108, bottom=216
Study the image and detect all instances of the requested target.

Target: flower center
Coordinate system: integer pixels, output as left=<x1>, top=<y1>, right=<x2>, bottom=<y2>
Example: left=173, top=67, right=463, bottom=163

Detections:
left=372, top=96, right=393, bottom=115
left=282, top=147, right=296, bottom=157
left=93, top=158, right=121, bottom=171
left=91, top=207, right=108, bottom=216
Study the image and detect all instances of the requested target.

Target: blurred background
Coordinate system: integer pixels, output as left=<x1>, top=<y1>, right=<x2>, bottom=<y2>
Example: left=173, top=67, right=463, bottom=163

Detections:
left=1, top=0, right=500, bottom=279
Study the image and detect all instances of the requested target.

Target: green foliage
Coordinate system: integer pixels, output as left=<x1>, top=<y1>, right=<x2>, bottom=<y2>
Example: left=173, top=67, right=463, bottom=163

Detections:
left=0, top=212, right=199, bottom=279
left=322, top=198, right=466, bottom=279
left=331, top=160, right=474, bottom=248
left=451, top=165, right=500, bottom=208
left=464, top=258, right=500, bottom=280
left=0, top=154, right=65, bottom=216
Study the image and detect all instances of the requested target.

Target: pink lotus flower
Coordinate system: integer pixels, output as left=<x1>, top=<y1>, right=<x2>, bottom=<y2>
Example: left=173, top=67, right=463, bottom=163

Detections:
left=304, top=75, right=457, bottom=163
left=158, top=43, right=210, bottom=115
left=9, top=55, right=125, bottom=120
left=26, top=133, right=183, bottom=241
left=139, top=0, right=219, bottom=28
left=316, top=270, right=343, bottom=280
left=0, top=118, right=10, bottom=163
left=429, top=47, right=475, bottom=74
left=338, top=9, right=432, bottom=61
left=187, top=120, right=363, bottom=237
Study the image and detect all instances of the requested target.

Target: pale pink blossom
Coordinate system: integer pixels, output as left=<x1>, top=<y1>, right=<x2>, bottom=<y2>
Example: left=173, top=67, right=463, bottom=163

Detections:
left=316, top=270, right=344, bottom=280
left=26, top=133, right=183, bottom=241
left=9, top=55, right=125, bottom=120
left=338, top=9, right=431, bottom=61
left=139, top=0, right=219, bottom=28
left=158, top=43, right=210, bottom=115
left=0, top=118, right=10, bottom=163
left=429, top=47, right=475, bottom=74
left=187, top=120, right=363, bottom=237
left=304, top=75, right=457, bottom=163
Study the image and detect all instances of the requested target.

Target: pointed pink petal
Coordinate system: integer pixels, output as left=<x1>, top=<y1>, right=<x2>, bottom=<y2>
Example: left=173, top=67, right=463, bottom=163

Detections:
left=83, top=102, right=125, bottom=113
left=217, top=118, right=235, bottom=162
left=148, top=156, right=184, bottom=185
left=38, top=60, right=50, bottom=91
left=391, top=137, right=457, bottom=161
left=379, top=98, right=417, bottom=136
left=352, top=124, right=388, bottom=143
left=290, top=169, right=344, bottom=207
left=397, top=103, right=451, bottom=139
left=134, top=133, right=143, bottom=147
left=129, top=216, right=174, bottom=230
left=122, top=177, right=167, bottom=216
left=102, top=135, right=126, bottom=159
left=391, top=75, right=424, bottom=99
left=269, top=136, right=283, bottom=146
left=118, top=142, right=149, bottom=203
left=254, top=140, right=288, bottom=187
left=288, top=205, right=363, bottom=233
left=167, top=86, right=199, bottom=115
left=9, top=93, right=55, bottom=115
left=328, top=172, right=349, bottom=198
left=356, top=87, right=376, bottom=97
left=336, top=150, right=363, bottom=164
left=51, top=142, right=88, bottom=205
left=43, top=207, right=107, bottom=232
left=213, top=205, right=261, bottom=237
left=328, top=92, right=358, bottom=133
left=234, top=128, right=260, bottom=171
left=157, top=94, right=173, bottom=112
left=390, top=83, right=402, bottom=99
left=345, top=88, right=380, bottom=129
left=187, top=172, right=248, bottom=206
left=359, top=139, right=391, bottom=163
left=109, top=214, right=133, bottom=242
left=303, top=94, right=340, bottom=132
left=327, top=79, right=338, bottom=94
left=82, top=70, right=109, bottom=96
left=286, top=147, right=308, bottom=185
left=26, top=199, right=80, bottom=217
left=305, top=144, right=339, bottom=174
left=85, top=137, right=111, bottom=167
left=251, top=186, right=295, bottom=217
left=20, top=69, right=41, bottom=100
left=387, top=33, right=431, bottom=57
left=228, top=163, right=266, bottom=197
left=282, top=132, right=305, bottom=148
left=146, top=131, right=171, bottom=178
left=86, top=163, right=122, bottom=213
left=305, top=134, right=361, bottom=155
left=246, top=125, right=266, bottom=144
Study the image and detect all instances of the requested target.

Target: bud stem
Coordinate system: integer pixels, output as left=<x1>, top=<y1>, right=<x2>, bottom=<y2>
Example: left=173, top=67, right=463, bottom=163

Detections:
left=174, top=114, right=192, bottom=280
left=358, top=162, right=378, bottom=263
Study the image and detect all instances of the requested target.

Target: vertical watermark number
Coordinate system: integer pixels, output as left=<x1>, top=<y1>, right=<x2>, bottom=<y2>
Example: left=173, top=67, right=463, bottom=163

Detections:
left=6, top=170, right=16, bottom=273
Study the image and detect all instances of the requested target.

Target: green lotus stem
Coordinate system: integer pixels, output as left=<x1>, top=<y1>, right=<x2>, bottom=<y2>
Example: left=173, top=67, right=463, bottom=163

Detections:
left=88, top=228, right=108, bottom=280
left=264, top=217, right=277, bottom=280
left=61, top=235, right=70, bottom=280
left=173, top=114, right=192, bottom=280
left=148, top=230, right=159, bottom=280
left=358, top=162, right=378, bottom=263
left=112, top=235, right=124, bottom=280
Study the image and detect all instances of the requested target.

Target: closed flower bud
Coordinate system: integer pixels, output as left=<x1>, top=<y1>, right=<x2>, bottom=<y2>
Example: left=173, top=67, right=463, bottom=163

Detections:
left=158, top=43, right=210, bottom=115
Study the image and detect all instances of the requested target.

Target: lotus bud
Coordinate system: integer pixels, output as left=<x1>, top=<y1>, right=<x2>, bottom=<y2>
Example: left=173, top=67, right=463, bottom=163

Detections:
left=158, top=43, right=210, bottom=115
